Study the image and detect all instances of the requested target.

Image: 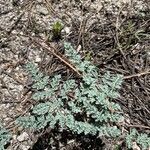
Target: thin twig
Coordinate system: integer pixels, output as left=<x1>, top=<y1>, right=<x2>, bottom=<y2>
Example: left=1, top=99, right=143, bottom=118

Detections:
left=31, top=37, right=82, bottom=77
left=124, top=71, right=150, bottom=79
left=126, top=124, right=150, bottom=129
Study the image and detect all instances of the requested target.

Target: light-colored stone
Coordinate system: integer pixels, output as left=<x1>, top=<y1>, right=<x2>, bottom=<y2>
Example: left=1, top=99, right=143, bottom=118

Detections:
left=19, top=144, right=30, bottom=150
left=35, top=56, right=41, bottom=62
left=132, top=142, right=141, bottom=150
left=17, top=132, right=29, bottom=142
left=63, top=27, right=71, bottom=34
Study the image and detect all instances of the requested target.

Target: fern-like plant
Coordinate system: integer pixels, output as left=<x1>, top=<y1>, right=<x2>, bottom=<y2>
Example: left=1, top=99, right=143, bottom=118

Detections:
left=16, top=42, right=123, bottom=136
left=126, top=129, right=150, bottom=150
left=0, top=123, right=11, bottom=150
left=16, top=42, right=150, bottom=149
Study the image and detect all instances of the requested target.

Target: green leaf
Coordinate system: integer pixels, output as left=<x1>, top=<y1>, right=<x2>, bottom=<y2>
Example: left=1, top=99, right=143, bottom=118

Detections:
left=0, top=123, right=11, bottom=150
left=32, top=102, right=51, bottom=115
left=16, top=116, right=38, bottom=129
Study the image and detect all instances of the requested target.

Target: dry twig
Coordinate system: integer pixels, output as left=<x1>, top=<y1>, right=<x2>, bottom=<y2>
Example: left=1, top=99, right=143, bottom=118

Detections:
left=124, top=71, right=150, bottom=79
left=31, top=37, right=82, bottom=77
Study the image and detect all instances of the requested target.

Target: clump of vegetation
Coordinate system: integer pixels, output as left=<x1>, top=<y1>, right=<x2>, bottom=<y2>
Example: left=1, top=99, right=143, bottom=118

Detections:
left=0, top=123, right=11, bottom=150
left=52, top=21, right=63, bottom=40
left=16, top=42, right=123, bottom=137
left=15, top=42, right=150, bottom=149
left=126, top=129, right=150, bottom=150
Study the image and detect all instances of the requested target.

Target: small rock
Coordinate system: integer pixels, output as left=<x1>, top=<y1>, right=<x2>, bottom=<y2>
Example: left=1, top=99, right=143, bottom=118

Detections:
left=17, top=132, right=29, bottom=142
left=63, top=27, right=71, bottom=34
left=36, top=5, right=48, bottom=15
left=35, top=56, right=41, bottom=62
left=13, top=135, right=17, bottom=140
left=19, top=144, right=30, bottom=150
left=132, top=142, right=140, bottom=150
left=77, top=45, right=81, bottom=52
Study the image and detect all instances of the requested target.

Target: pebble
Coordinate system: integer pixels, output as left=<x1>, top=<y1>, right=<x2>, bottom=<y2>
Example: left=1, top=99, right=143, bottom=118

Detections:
left=19, top=144, right=30, bottom=150
left=63, top=27, right=71, bottom=34
left=17, top=132, right=29, bottom=142
left=35, top=56, right=41, bottom=62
